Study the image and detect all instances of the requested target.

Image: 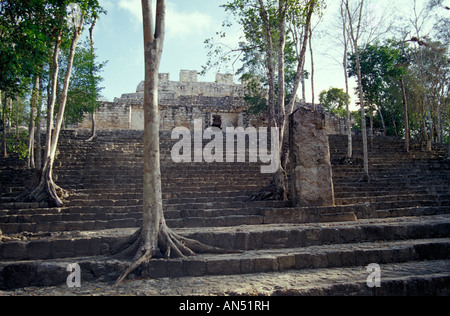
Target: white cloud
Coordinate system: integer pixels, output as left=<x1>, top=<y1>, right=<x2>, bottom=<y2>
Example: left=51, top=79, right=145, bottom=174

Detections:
left=118, top=0, right=143, bottom=23
left=166, top=2, right=213, bottom=39
left=117, top=0, right=212, bottom=38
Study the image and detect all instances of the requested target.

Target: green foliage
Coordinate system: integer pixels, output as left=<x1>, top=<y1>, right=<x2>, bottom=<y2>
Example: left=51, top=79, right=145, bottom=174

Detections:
left=62, top=39, right=107, bottom=125
left=0, top=0, right=106, bottom=97
left=203, top=0, right=325, bottom=117
left=348, top=42, right=405, bottom=107
left=347, top=38, right=449, bottom=140
left=319, top=87, right=350, bottom=118
left=6, top=131, right=29, bottom=160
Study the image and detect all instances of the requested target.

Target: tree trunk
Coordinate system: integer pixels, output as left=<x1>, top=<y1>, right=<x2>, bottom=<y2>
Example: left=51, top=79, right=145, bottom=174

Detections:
left=309, top=27, right=315, bottom=110
left=27, top=76, right=39, bottom=169
left=2, top=92, right=7, bottom=158
left=355, top=49, right=370, bottom=181
left=341, top=1, right=352, bottom=159
left=400, top=77, right=410, bottom=152
left=15, top=99, right=19, bottom=137
left=258, top=0, right=277, bottom=129
left=114, top=0, right=233, bottom=286
left=252, top=0, right=316, bottom=202
left=276, top=0, right=288, bottom=201
left=345, top=0, right=369, bottom=182
left=23, top=20, right=84, bottom=206
left=377, top=105, right=386, bottom=136
left=86, top=17, right=98, bottom=143
left=35, top=76, right=43, bottom=171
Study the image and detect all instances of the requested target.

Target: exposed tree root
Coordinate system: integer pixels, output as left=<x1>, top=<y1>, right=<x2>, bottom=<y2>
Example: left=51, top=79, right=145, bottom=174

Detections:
left=112, top=225, right=240, bottom=286
left=250, top=168, right=288, bottom=201
left=15, top=173, right=68, bottom=207
left=250, top=180, right=284, bottom=201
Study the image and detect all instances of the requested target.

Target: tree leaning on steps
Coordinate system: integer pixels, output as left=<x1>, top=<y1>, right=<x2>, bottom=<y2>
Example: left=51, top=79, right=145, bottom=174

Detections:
left=20, top=3, right=84, bottom=207
left=113, top=0, right=234, bottom=286
left=17, top=1, right=104, bottom=207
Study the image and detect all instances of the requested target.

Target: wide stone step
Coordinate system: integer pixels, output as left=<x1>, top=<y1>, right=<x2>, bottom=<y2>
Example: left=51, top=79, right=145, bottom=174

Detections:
left=4, top=259, right=448, bottom=295
left=1, top=214, right=448, bottom=261
left=65, top=195, right=253, bottom=207
left=335, top=194, right=450, bottom=207
left=1, top=238, right=448, bottom=290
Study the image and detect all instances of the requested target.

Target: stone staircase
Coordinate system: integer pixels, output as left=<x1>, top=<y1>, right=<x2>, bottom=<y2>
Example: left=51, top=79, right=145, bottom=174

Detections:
left=0, top=130, right=449, bottom=295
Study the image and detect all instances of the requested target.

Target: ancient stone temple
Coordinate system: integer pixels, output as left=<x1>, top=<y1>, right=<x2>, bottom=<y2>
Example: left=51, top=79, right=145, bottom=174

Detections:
left=78, top=70, right=263, bottom=131
left=77, top=69, right=348, bottom=135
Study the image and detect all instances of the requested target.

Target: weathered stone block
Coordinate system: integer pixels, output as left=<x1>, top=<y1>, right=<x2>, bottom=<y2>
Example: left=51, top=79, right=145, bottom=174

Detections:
left=207, top=259, right=240, bottom=275
left=27, top=241, right=51, bottom=259
left=278, top=255, right=296, bottom=270
left=0, top=242, right=27, bottom=260
left=184, top=259, right=206, bottom=276
left=311, top=252, right=329, bottom=268
left=51, top=240, right=75, bottom=258
left=240, top=259, right=254, bottom=274
left=146, top=260, right=168, bottom=278
left=254, top=257, right=278, bottom=272
left=290, top=107, right=335, bottom=207
left=295, top=253, right=312, bottom=269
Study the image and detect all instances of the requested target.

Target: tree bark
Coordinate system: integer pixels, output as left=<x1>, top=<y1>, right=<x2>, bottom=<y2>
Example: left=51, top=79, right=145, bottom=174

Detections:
left=344, top=44, right=352, bottom=159
left=1, top=91, right=6, bottom=158
left=252, top=0, right=316, bottom=202
left=345, top=0, right=370, bottom=182
left=23, top=17, right=84, bottom=206
left=340, top=1, right=352, bottom=159
left=86, top=17, right=98, bottom=143
left=27, top=76, right=39, bottom=169
left=35, top=76, right=43, bottom=171
left=114, top=0, right=233, bottom=286
left=400, top=77, right=410, bottom=152
left=309, top=27, right=315, bottom=110
left=258, top=0, right=277, bottom=128
left=377, top=104, right=386, bottom=136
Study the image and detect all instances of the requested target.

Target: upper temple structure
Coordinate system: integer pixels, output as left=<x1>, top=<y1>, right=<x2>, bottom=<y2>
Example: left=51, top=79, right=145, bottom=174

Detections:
left=76, top=69, right=347, bottom=134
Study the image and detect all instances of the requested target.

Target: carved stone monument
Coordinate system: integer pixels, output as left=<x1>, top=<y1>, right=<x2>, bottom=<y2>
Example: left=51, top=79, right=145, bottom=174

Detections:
left=290, top=107, right=335, bottom=207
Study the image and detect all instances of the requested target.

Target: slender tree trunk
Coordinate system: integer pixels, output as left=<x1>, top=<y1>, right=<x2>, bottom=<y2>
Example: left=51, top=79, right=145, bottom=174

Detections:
left=26, top=30, right=63, bottom=206
left=252, top=0, right=316, bottom=202
left=35, top=76, right=43, bottom=171
left=15, top=99, right=19, bottom=137
left=0, top=90, right=8, bottom=158
left=86, top=17, right=98, bottom=142
left=25, top=20, right=84, bottom=206
left=400, top=77, right=410, bottom=152
left=345, top=0, right=369, bottom=182
left=369, top=105, right=374, bottom=137
left=301, top=63, right=306, bottom=106
left=114, top=0, right=231, bottom=286
left=341, top=2, right=352, bottom=159
left=258, top=0, right=277, bottom=128
left=437, top=82, right=444, bottom=144
left=309, top=27, right=315, bottom=110
left=275, top=0, right=288, bottom=201
left=378, top=105, right=386, bottom=136
left=2, top=92, right=7, bottom=158
left=355, top=49, right=370, bottom=181
left=27, top=76, right=39, bottom=169
left=7, top=97, right=11, bottom=129
left=425, top=93, right=433, bottom=151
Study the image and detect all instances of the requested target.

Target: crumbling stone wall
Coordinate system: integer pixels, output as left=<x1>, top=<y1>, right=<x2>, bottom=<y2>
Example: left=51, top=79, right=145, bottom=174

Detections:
left=78, top=102, right=130, bottom=130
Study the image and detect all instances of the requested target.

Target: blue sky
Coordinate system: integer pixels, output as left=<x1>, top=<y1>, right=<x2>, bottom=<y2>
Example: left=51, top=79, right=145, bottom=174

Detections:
left=92, top=0, right=232, bottom=101
left=90, top=0, right=440, bottom=108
